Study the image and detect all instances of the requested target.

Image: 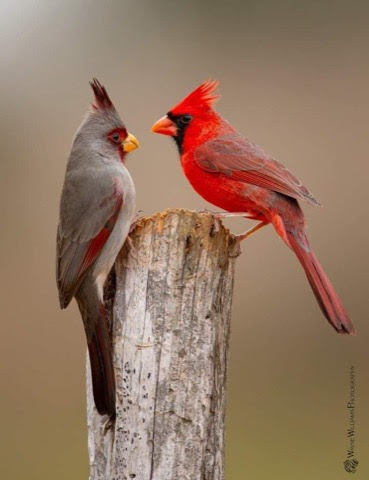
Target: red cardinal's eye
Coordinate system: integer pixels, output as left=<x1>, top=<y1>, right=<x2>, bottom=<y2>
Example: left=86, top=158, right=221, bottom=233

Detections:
left=181, top=114, right=192, bottom=124
left=111, top=132, right=120, bottom=143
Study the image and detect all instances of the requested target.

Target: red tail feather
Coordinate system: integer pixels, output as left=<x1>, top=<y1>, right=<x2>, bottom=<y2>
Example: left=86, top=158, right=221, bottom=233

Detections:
left=287, top=233, right=355, bottom=335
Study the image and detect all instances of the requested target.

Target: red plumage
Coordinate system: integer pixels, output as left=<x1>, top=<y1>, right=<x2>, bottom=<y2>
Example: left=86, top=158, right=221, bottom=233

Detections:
left=78, top=195, right=123, bottom=277
left=170, top=79, right=220, bottom=113
left=152, top=80, right=355, bottom=335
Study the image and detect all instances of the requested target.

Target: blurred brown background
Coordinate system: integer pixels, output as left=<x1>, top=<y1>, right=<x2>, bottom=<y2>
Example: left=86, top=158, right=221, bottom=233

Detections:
left=1, top=1, right=368, bottom=478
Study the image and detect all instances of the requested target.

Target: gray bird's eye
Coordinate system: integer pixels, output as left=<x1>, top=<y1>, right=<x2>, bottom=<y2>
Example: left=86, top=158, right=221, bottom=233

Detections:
left=181, top=114, right=192, bottom=124
left=112, top=132, right=120, bottom=142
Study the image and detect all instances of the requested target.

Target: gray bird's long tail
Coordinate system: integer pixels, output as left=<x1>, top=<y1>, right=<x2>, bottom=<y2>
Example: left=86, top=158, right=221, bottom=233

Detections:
left=75, top=279, right=116, bottom=416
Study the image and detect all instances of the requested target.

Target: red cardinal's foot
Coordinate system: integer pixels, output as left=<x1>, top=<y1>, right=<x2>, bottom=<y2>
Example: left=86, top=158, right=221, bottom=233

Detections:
left=198, top=209, right=251, bottom=219
left=198, top=208, right=225, bottom=216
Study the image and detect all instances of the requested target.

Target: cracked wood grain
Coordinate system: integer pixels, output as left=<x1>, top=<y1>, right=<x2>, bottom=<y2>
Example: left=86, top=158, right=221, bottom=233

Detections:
left=87, top=208, right=239, bottom=480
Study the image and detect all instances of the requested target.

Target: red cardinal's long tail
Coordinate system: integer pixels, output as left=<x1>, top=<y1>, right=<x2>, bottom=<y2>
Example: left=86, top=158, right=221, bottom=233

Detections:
left=287, top=231, right=355, bottom=335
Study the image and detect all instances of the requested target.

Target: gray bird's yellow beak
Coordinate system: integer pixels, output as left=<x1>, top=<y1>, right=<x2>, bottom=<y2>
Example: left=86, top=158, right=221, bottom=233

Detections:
left=122, top=133, right=140, bottom=152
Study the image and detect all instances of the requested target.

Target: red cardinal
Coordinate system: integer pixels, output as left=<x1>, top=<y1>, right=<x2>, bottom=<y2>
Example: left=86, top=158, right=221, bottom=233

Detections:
left=57, top=79, right=139, bottom=416
left=152, top=80, right=354, bottom=335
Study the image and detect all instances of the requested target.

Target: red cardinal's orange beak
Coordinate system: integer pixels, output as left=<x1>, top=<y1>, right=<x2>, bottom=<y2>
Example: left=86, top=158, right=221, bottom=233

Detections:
left=151, top=115, right=177, bottom=136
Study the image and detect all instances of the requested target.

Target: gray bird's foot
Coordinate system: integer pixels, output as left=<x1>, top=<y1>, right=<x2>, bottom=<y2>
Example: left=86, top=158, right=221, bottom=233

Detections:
left=133, top=209, right=144, bottom=222
left=102, top=414, right=115, bottom=435
left=129, top=211, right=144, bottom=234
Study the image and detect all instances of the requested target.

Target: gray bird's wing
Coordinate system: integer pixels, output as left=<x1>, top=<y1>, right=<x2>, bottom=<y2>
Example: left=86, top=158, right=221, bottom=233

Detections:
left=56, top=168, right=123, bottom=308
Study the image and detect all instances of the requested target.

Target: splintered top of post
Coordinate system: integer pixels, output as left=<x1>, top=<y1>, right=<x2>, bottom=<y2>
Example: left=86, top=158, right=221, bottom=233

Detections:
left=129, top=208, right=238, bottom=255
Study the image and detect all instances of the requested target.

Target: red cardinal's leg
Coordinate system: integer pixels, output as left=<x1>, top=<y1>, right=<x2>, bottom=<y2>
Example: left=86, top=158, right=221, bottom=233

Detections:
left=201, top=211, right=270, bottom=241
left=198, top=209, right=251, bottom=217
left=236, top=221, right=269, bottom=241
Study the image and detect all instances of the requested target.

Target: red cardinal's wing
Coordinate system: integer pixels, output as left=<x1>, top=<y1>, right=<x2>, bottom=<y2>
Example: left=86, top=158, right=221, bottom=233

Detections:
left=194, top=133, right=320, bottom=206
left=57, top=175, right=123, bottom=309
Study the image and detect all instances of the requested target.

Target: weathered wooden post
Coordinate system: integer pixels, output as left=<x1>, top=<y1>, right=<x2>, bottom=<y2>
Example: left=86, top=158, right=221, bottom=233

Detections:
left=87, top=208, right=239, bottom=480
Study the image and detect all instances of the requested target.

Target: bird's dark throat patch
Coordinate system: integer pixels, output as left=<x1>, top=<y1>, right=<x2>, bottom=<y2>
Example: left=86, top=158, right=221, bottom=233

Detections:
left=167, top=111, right=189, bottom=154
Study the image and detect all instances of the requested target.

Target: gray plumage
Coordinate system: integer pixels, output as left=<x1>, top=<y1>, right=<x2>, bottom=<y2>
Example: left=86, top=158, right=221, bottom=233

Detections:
left=56, top=79, right=138, bottom=416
